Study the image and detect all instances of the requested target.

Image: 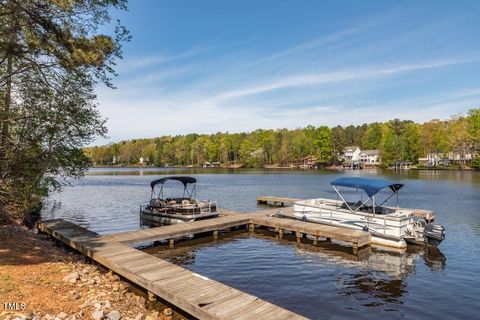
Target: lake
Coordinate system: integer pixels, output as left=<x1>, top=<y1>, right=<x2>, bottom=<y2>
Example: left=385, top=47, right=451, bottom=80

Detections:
left=41, top=168, right=480, bottom=319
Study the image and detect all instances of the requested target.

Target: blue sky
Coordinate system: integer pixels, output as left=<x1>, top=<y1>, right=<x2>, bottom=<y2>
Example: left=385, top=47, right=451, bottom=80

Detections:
left=95, top=0, right=480, bottom=144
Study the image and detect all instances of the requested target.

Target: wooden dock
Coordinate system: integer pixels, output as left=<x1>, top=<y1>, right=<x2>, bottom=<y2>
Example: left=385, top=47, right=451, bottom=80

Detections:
left=38, top=218, right=307, bottom=320
left=38, top=208, right=372, bottom=320
left=257, top=195, right=435, bottom=222
left=256, top=196, right=300, bottom=207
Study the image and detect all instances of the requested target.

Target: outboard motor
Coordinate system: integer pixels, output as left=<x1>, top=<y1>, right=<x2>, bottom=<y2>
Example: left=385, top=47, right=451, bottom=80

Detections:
left=424, top=223, right=445, bottom=246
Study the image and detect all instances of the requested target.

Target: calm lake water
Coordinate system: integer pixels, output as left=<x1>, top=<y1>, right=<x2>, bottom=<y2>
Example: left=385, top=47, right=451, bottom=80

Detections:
left=41, top=168, right=480, bottom=319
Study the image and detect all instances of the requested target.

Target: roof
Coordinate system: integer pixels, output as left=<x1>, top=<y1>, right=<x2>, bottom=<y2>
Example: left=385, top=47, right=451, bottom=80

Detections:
left=331, top=177, right=404, bottom=197
left=150, top=176, right=197, bottom=189
left=360, top=149, right=380, bottom=156
left=343, top=146, right=360, bottom=152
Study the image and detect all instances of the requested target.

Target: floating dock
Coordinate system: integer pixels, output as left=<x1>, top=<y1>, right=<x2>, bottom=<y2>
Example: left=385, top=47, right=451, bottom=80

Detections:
left=38, top=208, right=371, bottom=320
left=256, top=195, right=435, bottom=222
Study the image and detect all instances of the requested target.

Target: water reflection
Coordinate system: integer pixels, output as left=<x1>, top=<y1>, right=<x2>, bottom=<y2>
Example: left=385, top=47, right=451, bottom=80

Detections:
left=146, top=230, right=446, bottom=310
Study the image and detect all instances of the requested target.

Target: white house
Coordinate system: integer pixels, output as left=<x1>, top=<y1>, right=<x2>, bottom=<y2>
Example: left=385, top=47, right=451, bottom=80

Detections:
left=342, top=146, right=361, bottom=161
left=359, top=150, right=381, bottom=165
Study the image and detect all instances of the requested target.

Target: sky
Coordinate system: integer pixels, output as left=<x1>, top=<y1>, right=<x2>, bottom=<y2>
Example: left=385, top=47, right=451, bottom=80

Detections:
left=95, top=0, right=480, bottom=144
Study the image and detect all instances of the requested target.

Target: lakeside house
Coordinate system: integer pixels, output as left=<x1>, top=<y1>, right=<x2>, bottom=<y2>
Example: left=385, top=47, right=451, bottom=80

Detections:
left=359, top=149, right=381, bottom=166
left=342, top=146, right=361, bottom=161
left=342, top=146, right=381, bottom=167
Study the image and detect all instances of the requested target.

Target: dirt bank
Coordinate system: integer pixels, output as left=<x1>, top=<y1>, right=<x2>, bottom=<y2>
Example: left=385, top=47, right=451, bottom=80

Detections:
left=0, top=223, right=190, bottom=320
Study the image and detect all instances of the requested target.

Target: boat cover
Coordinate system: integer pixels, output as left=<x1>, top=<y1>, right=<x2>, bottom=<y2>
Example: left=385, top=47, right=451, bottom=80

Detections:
left=150, top=176, right=197, bottom=189
left=331, top=177, right=404, bottom=197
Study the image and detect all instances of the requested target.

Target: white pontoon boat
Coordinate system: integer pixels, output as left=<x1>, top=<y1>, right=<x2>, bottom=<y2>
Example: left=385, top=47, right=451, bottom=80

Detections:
left=292, top=177, right=445, bottom=249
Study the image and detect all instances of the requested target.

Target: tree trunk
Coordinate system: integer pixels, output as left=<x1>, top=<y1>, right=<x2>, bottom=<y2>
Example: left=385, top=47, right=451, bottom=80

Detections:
left=0, top=53, right=12, bottom=178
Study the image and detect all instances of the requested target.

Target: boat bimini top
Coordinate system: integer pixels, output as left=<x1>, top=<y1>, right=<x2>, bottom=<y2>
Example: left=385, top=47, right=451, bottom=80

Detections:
left=330, top=177, right=404, bottom=214
left=150, top=176, right=197, bottom=199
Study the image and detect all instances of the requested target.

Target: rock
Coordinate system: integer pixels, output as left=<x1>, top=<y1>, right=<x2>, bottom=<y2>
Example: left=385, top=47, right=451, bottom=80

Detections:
left=149, top=311, right=159, bottom=319
left=91, top=309, right=104, bottom=320
left=133, top=313, right=144, bottom=320
left=43, top=314, right=55, bottom=320
left=56, top=312, right=68, bottom=320
left=12, top=313, right=27, bottom=320
left=63, top=272, right=79, bottom=284
left=112, top=283, right=119, bottom=291
left=103, top=300, right=111, bottom=310
left=163, top=308, right=173, bottom=317
left=144, top=316, right=154, bottom=320
left=135, top=296, right=145, bottom=307
left=107, top=310, right=121, bottom=320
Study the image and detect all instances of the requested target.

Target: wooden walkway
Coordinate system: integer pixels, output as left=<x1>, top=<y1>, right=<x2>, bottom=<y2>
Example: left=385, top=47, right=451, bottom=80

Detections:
left=38, top=219, right=307, bottom=320
left=99, top=208, right=370, bottom=252
left=37, top=207, right=372, bottom=319
left=257, top=195, right=435, bottom=222
left=256, top=196, right=300, bottom=207
left=249, top=210, right=371, bottom=250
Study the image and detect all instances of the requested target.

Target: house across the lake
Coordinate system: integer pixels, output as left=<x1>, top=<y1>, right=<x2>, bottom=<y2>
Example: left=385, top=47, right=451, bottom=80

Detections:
left=342, top=146, right=361, bottom=161
left=342, top=146, right=381, bottom=166
left=359, top=149, right=381, bottom=166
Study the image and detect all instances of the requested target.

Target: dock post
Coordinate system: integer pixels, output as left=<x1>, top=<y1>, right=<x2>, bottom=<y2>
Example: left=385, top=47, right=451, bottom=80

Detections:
left=277, top=229, right=283, bottom=239
left=213, top=230, right=219, bottom=240
left=312, top=236, right=319, bottom=246
left=248, top=224, right=255, bottom=232
left=148, top=291, right=156, bottom=302
left=352, top=243, right=358, bottom=255
left=169, top=239, right=175, bottom=248
left=296, top=232, right=304, bottom=243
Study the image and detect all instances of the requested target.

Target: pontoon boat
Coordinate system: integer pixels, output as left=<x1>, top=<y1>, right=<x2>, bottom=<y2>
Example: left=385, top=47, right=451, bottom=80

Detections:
left=140, top=176, right=219, bottom=225
left=291, top=177, right=445, bottom=249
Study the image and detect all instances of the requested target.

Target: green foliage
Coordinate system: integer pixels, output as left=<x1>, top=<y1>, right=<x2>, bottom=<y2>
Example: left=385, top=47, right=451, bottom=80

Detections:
left=0, top=0, right=128, bottom=219
left=86, top=108, right=480, bottom=169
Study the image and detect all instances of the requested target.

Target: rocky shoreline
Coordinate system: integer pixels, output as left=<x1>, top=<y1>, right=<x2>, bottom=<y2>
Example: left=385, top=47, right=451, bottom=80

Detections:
left=0, top=224, right=188, bottom=320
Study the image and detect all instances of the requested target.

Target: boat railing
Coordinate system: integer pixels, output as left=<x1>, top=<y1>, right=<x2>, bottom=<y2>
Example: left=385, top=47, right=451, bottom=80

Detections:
left=295, top=201, right=407, bottom=235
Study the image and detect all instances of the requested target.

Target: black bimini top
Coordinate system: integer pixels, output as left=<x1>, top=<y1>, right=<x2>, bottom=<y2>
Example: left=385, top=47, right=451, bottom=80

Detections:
left=331, top=177, right=404, bottom=197
left=150, top=176, right=197, bottom=190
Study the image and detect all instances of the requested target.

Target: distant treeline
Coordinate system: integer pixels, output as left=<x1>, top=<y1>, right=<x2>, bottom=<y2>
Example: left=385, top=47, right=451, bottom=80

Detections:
left=85, top=108, right=480, bottom=168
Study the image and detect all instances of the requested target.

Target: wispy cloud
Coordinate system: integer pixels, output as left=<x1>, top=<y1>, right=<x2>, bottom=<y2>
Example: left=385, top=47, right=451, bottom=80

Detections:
left=94, top=8, right=480, bottom=144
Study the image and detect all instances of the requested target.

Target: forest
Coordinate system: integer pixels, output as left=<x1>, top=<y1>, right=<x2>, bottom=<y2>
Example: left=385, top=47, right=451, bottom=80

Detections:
left=86, top=108, right=480, bottom=168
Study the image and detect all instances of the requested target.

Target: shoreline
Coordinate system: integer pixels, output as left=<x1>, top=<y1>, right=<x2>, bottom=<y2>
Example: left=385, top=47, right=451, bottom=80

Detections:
left=0, top=223, right=189, bottom=320
left=89, top=165, right=479, bottom=172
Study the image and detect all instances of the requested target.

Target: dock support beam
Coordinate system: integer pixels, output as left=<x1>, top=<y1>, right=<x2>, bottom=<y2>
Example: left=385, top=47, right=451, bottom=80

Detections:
left=352, top=243, right=358, bottom=255
left=248, top=224, right=255, bottom=232
left=213, top=230, right=219, bottom=240
left=312, top=236, right=319, bottom=246
left=276, top=228, right=284, bottom=239
left=296, top=232, right=304, bottom=243
left=169, top=239, right=175, bottom=248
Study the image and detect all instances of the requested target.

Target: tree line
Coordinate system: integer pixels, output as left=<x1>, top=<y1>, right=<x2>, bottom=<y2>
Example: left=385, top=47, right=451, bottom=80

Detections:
left=0, top=0, right=128, bottom=220
left=86, top=108, right=480, bottom=168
